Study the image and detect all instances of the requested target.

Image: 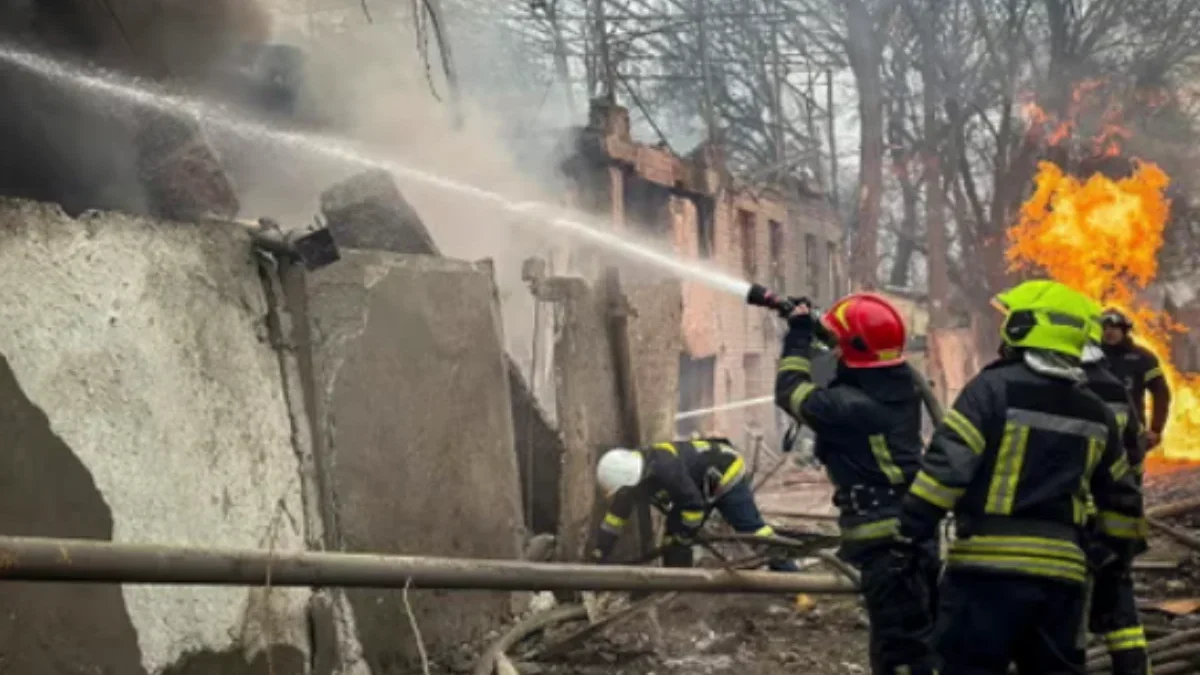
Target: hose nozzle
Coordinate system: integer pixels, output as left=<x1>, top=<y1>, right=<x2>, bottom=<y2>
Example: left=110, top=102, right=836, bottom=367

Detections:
left=746, top=283, right=798, bottom=317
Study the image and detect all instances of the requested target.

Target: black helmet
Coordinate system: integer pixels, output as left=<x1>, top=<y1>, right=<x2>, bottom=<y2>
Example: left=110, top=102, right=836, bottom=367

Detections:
left=1100, top=308, right=1133, bottom=330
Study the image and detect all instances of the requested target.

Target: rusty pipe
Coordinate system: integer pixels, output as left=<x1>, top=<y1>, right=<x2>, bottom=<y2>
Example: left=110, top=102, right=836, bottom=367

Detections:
left=0, top=536, right=858, bottom=595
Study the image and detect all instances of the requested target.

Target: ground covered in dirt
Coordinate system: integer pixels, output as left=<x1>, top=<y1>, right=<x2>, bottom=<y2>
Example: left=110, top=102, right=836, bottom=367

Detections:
left=453, top=466, right=1200, bottom=675
left=517, top=593, right=869, bottom=675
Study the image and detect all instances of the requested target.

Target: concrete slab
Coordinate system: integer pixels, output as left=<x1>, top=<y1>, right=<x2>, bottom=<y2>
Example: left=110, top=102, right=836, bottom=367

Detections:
left=0, top=199, right=312, bottom=674
left=319, top=169, right=437, bottom=255
left=299, top=251, right=523, bottom=668
left=624, top=281, right=684, bottom=442
left=552, top=280, right=625, bottom=563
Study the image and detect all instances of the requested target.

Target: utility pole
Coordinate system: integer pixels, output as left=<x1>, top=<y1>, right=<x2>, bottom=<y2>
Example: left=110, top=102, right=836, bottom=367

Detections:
left=696, top=0, right=717, bottom=144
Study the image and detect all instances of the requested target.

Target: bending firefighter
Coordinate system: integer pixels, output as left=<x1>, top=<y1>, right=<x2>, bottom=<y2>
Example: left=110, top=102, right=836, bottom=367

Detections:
left=1099, top=308, right=1172, bottom=453
left=898, top=280, right=1146, bottom=674
left=774, top=292, right=938, bottom=675
left=591, top=438, right=800, bottom=571
left=1083, top=321, right=1152, bottom=675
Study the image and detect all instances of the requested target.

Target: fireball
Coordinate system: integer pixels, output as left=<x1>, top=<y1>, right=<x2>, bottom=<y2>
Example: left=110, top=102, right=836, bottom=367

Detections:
left=1006, top=159, right=1200, bottom=469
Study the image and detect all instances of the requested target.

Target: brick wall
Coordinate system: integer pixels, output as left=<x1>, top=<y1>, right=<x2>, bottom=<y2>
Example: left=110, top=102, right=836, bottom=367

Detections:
left=564, top=102, right=843, bottom=452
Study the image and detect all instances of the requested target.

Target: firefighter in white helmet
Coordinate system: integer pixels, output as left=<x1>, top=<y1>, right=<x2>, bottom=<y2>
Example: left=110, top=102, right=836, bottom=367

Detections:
left=592, top=438, right=798, bottom=571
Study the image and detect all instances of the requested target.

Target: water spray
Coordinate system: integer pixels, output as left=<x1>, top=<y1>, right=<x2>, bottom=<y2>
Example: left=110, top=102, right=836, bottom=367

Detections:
left=674, top=396, right=775, bottom=421
left=0, top=44, right=756, bottom=298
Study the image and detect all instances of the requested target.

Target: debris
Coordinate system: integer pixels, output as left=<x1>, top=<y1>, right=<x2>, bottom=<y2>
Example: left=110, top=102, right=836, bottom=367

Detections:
left=1148, top=517, right=1200, bottom=554
left=473, top=605, right=587, bottom=675
left=529, top=592, right=558, bottom=614
left=795, top=594, right=817, bottom=612
left=1151, top=598, right=1200, bottom=616
left=319, top=169, right=438, bottom=255
left=1148, top=496, right=1200, bottom=520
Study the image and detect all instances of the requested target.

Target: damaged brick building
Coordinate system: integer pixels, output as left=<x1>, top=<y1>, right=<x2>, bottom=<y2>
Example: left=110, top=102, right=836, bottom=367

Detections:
left=562, top=102, right=844, bottom=450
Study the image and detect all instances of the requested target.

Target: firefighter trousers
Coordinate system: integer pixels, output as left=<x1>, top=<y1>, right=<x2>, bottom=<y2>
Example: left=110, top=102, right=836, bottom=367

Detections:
left=935, top=569, right=1088, bottom=675
left=1090, top=561, right=1149, bottom=675
left=661, top=481, right=800, bottom=572
left=851, top=543, right=940, bottom=675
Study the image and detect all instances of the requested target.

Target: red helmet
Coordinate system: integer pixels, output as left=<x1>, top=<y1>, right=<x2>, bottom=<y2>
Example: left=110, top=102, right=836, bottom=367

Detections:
left=819, top=293, right=907, bottom=368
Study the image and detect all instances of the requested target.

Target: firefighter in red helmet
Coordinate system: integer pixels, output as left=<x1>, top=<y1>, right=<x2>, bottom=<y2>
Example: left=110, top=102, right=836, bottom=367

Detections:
left=774, top=292, right=938, bottom=675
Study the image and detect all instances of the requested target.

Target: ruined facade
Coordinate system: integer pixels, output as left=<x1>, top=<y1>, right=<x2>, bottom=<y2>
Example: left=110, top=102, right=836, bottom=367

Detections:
left=561, top=102, right=844, bottom=450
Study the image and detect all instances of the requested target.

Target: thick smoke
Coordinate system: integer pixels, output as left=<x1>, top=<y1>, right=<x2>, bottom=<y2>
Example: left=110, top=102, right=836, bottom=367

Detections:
left=0, top=0, right=274, bottom=215
left=222, top=6, right=583, bottom=400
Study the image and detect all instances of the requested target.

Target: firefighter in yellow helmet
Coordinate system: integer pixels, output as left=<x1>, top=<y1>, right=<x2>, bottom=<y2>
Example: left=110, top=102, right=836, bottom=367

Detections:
left=898, top=280, right=1146, bottom=674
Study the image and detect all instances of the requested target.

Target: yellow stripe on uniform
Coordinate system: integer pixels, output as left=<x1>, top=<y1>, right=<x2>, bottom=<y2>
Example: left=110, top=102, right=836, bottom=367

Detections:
left=1074, top=436, right=1105, bottom=524
left=789, top=383, right=816, bottom=417
left=1097, top=510, right=1148, bottom=540
left=950, top=535, right=1086, bottom=564
left=600, top=512, right=626, bottom=534
left=868, top=434, right=906, bottom=485
left=681, top=510, right=706, bottom=525
left=841, top=518, right=899, bottom=541
left=754, top=525, right=776, bottom=537
left=652, top=442, right=678, bottom=455
left=778, top=356, right=811, bottom=373
left=719, top=456, right=746, bottom=487
left=909, top=471, right=965, bottom=511
left=1146, top=366, right=1164, bottom=383
left=947, top=552, right=1088, bottom=584
left=1110, top=453, right=1131, bottom=481
left=1104, top=626, right=1147, bottom=652
left=943, top=409, right=986, bottom=455
left=985, top=423, right=1030, bottom=514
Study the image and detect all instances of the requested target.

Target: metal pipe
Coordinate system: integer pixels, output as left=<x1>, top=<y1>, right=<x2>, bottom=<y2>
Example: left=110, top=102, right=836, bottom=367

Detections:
left=0, top=536, right=858, bottom=594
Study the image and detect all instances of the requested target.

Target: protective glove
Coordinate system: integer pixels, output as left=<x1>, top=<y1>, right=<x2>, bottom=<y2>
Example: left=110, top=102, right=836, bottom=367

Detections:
left=785, top=298, right=816, bottom=331
left=887, top=535, right=921, bottom=575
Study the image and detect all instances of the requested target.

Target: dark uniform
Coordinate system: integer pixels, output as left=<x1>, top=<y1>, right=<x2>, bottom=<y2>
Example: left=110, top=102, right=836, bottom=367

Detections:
left=593, top=439, right=796, bottom=570
left=776, top=325, right=938, bottom=675
left=1101, top=340, right=1171, bottom=443
left=899, top=355, right=1147, bottom=674
left=1083, top=355, right=1151, bottom=675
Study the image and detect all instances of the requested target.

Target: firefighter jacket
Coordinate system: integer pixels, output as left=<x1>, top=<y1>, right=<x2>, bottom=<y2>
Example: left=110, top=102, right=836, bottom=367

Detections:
left=898, top=353, right=1147, bottom=586
left=1101, top=340, right=1171, bottom=435
left=774, top=321, right=924, bottom=557
left=593, top=439, right=746, bottom=561
left=1083, top=359, right=1147, bottom=475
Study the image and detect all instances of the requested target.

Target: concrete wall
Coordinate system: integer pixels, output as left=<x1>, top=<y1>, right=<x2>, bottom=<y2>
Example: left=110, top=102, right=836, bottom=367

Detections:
left=298, top=251, right=524, bottom=670
left=0, top=198, right=540, bottom=675
left=0, top=199, right=314, bottom=674
left=564, top=102, right=843, bottom=451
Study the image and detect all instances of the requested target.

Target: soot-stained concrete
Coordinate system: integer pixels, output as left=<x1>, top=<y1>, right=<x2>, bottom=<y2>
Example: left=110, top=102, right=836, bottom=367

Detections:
left=301, top=252, right=523, bottom=670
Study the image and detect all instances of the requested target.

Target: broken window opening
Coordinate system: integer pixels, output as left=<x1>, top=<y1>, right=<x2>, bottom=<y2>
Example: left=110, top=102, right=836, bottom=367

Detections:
left=737, top=209, right=757, bottom=281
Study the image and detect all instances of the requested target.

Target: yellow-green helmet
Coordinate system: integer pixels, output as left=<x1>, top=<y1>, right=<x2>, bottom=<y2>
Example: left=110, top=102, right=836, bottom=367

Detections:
left=991, top=280, right=1097, bottom=359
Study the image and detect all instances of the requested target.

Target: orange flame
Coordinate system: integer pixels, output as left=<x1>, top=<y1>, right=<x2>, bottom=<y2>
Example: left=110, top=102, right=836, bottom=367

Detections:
left=1006, top=160, right=1200, bottom=470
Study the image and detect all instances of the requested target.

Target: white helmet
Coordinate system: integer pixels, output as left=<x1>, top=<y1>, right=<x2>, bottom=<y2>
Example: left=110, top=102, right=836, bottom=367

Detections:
left=596, top=448, right=644, bottom=496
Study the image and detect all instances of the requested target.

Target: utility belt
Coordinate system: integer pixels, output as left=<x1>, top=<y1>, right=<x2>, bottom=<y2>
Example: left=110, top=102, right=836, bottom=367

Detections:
left=833, top=484, right=902, bottom=517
